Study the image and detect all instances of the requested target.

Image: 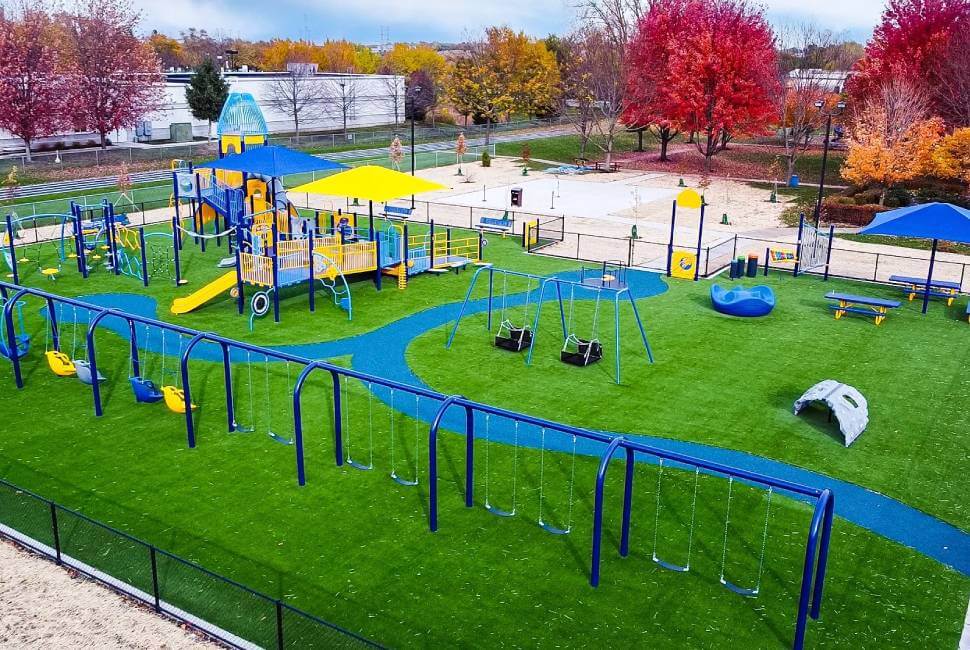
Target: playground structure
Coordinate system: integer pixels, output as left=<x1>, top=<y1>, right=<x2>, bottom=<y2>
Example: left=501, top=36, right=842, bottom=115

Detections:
left=447, top=263, right=654, bottom=384
left=167, top=96, right=480, bottom=323
left=0, top=280, right=835, bottom=650
left=2, top=202, right=179, bottom=288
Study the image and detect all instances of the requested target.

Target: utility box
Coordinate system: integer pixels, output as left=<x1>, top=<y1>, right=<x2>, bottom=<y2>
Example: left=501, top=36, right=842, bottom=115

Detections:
left=169, top=122, right=193, bottom=143
left=510, top=187, right=523, bottom=207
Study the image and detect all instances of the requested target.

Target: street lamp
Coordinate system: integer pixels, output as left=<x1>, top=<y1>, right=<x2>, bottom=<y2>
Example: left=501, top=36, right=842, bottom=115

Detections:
left=408, top=84, right=422, bottom=208
left=813, top=99, right=846, bottom=226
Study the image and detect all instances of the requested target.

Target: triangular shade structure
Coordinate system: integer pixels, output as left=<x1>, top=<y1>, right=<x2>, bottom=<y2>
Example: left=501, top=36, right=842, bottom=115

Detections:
left=290, top=165, right=448, bottom=203
left=196, top=145, right=346, bottom=178
left=858, top=202, right=970, bottom=314
left=858, top=202, right=970, bottom=244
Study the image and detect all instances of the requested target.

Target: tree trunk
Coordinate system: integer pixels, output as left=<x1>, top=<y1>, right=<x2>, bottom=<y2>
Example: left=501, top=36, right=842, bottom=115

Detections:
left=294, top=116, right=300, bottom=144
left=23, top=139, right=32, bottom=163
left=485, top=118, right=491, bottom=146
left=879, top=187, right=887, bottom=206
left=100, top=131, right=108, bottom=150
left=787, top=156, right=796, bottom=181
left=207, top=120, right=212, bottom=142
left=659, top=137, right=668, bottom=162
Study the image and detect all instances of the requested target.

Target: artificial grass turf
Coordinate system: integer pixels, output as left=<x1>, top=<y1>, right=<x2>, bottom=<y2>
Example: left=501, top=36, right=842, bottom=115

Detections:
left=1, top=233, right=969, bottom=646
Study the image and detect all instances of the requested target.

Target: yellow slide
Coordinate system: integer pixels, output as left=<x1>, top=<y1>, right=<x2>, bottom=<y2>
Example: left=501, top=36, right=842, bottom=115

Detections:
left=170, top=272, right=238, bottom=315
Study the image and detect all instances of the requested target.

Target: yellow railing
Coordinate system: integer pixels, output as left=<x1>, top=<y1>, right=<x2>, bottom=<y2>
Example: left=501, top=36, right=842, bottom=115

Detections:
left=434, top=235, right=480, bottom=265
left=239, top=252, right=273, bottom=286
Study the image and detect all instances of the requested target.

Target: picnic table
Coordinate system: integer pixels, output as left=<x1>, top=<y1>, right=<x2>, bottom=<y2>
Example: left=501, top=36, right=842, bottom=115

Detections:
left=889, top=275, right=961, bottom=306
left=825, top=292, right=901, bottom=326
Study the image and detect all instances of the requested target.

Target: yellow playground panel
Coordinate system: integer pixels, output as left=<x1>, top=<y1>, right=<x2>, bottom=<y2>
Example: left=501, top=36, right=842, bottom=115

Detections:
left=434, top=233, right=481, bottom=267
left=221, top=133, right=266, bottom=156
left=670, top=251, right=697, bottom=279
left=769, top=248, right=798, bottom=265
left=524, top=220, right=540, bottom=247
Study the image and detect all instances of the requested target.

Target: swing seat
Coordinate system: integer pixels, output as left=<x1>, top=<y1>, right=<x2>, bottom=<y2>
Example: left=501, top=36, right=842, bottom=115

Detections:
left=653, top=555, right=690, bottom=573
left=161, top=385, right=196, bottom=413
left=41, top=267, right=59, bottom=280
left=561, top=339, right=603, bottom=366
left=539, top=520, right=570, bottom=535
left=347, top=458, right=373, bottom=471
left=720, top=577, right=760, bottom=597
left=0, top=336, right=29, bottom=360
left=267, top=431, right=294, bottom=445
left=494, top=327, right=532, bottom=352
left=130, top=377, right=164, bottom=403
left=46, top=351, right=76, bottom=376
left=485, top=503, right=515, bottom=517
left=73, top=360, right=106, bottom=385
left=391, top=471, right=418, bottom=487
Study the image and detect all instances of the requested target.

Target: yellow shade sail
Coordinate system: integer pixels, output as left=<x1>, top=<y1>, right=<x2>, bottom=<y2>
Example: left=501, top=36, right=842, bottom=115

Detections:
left=289, top=165, right=448, bottom=203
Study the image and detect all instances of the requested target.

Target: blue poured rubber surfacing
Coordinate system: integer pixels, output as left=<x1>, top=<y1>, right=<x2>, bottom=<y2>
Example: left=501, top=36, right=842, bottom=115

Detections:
left=34, top=269, right=970, bottom=577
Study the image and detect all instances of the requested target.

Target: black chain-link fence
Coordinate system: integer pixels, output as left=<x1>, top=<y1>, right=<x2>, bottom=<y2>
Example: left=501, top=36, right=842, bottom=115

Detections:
left=0, top=479, right=381, bottom=649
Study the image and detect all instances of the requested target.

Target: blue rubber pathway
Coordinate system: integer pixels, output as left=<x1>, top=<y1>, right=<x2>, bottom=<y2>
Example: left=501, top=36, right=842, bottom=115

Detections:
left=60, top=269, right=970, bottom=577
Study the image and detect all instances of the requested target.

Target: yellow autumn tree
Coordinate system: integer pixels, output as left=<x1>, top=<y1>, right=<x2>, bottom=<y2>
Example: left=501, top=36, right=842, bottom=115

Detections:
left=841, top=80, right=945, bottom=204
left=382, top=43, right=448, bottom=80
left=448, top=27, right=559, bottom=143
left=314, top=40, right=358, bottom=73
left=353, top=45, right=381, bottom=73
left=930, top=128, right=970, bottom=186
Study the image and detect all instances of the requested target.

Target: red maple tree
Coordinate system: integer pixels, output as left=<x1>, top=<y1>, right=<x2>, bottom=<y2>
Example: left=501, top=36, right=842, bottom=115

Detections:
left=624, top=0, right=779, bottom=170
left=62, top=0, right=164, bottom=149
left=0, top=2, right=69, bottom=161
left=847, top=0, right=970, bottom=126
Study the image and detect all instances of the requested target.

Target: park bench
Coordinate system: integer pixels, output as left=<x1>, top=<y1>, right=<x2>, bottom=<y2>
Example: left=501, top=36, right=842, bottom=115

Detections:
left=478, top=214, right=513, bottom=234
left=889, top=275, right=961, bottom=306
left=825, top=292, right=901, bottom=326
left=383, top=204, right=413, bottom=219
left=593, top=161, right=620, bottom=172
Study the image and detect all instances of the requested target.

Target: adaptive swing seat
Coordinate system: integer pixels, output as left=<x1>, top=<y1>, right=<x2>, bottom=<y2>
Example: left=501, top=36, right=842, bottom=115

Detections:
left=130, top=377, right=164, bottom=403
left=495, top=323, right=533, bottom=352
left=162, top=385, right=197, bottom=413
left=73, top=360, right=106, bottom=385
left=710, top=284, right=776, bottom=318
left=45, top=350, right=77, bottom=376
left=561, top=336, right=603, bottom=366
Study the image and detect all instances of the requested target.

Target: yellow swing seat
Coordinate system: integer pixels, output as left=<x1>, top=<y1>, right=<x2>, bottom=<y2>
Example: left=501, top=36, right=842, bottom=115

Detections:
left=41, top=268, right=59, bottom=280
left=45, top=351, right=76, bottom=376
left=161, top=385, right=197, bottom=413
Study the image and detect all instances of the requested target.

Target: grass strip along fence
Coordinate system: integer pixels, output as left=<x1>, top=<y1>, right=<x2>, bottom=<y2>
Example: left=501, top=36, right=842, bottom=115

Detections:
left=1, top=281, right=834, bottom=650
left=0, top=478, right=380, bottom=649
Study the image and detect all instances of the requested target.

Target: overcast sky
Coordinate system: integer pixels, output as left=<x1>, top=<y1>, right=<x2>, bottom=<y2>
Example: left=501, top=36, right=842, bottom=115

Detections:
left=133, top=0, right=886, bottom=44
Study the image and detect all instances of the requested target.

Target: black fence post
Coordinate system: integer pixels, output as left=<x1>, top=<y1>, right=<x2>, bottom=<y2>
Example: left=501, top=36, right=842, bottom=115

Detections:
left=50, top=502, right=61, bottom=565
left=276, top=600, right=284, bottom=650
left=150, top=546, right=160, bottom=611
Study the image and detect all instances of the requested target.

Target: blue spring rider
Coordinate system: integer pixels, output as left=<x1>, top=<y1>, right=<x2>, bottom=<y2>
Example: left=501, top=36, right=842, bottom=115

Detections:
left=710, top=284, right=776, bottom=317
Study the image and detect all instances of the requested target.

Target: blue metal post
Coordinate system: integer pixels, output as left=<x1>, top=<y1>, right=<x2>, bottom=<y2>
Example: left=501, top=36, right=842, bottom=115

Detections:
left=172, top=217, right=183, bottom=286
left=464, top=405, right=474, bottom=508
left=138, top=228, right=149, bottom=287
left=619, top=447, right=635, bottom=556
left=614, top=292, right=621, bottom=384
left=666, top=200, right=677, bottom=276
left=693, top=202, right=705, bottom=281
left=106, top=203, right=120, bottom=276
left=272, top=218, right=280, bottom=323
left=823, top=225, right=834, bottom=281
left=180, top=333, right=207, bottom=448
left=129, top=321, right=141, bottom=378
left=234, top=223, right=245, bottom=314
left=222, top=342, right=235, bottom=434
left=590, top=437, right=625, bottom=587
left=922, top=239, right=937, bottom=315
left=811, top=491, right=835, bottom=618
left=793, top=214, right=806, bottom=277
left=429, top=220, right=436, bottom=268
left=486, top=268, right=494, bottom=330
left=5, top=215, right=17, bottom=285
left=307, top=226, right=315, bottom=313
left=2, top=289, right=28, bottom=388
left=331, top=369, right=344, bottom=466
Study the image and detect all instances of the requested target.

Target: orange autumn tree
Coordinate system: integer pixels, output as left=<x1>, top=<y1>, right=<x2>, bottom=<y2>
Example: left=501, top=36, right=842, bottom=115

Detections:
left=842, top=79, right=944, bottom=204
left=930, top=128, right=970, bottom=186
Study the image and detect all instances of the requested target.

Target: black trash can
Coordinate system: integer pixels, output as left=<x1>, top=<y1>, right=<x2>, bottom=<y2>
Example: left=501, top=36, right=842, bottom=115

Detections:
left=510, top=187, right=523, bottom=207
left=746, top=254, right=759, bottom=278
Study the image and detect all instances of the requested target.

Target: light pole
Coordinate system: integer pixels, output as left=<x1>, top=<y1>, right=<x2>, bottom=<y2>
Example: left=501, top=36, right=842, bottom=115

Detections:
left=408, top=84, right=422, bottom=208
left=813, top=99, right=846, bottom=226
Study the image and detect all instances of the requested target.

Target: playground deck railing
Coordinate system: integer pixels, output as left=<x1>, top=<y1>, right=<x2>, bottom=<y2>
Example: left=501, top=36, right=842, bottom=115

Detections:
left=0, top=477, right=381, bottom=649
left=0, top=282, right=834, bottom=650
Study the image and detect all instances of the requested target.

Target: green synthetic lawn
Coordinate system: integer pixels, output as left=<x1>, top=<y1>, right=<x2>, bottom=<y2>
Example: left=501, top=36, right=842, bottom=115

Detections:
left=0, top=230, right=968, bottom=647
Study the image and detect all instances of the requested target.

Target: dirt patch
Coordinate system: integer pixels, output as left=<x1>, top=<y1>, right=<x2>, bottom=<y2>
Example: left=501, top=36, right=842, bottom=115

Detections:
left=0, top=538, right=219, bottom=649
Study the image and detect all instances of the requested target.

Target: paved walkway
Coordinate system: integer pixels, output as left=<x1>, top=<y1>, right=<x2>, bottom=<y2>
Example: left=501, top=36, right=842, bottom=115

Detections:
left=63, top=268, right=970, bottom=580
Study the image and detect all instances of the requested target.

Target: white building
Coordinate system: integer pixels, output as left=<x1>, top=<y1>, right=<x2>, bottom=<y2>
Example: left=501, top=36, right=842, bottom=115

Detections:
left=786, top=69, right=851, bottom=94
left=140, top=71, right=406, bottom=143
left=0, top=70, right=406, bottom=151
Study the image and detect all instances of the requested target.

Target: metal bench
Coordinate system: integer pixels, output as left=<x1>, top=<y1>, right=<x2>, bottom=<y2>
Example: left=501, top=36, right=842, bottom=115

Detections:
left=477, top=215, right=513, bottom=234
left=825, top=292, right=901, bottom=325
left=383, top=205, right=413, bottom=219
left=889, top=275, right=961, bottom=306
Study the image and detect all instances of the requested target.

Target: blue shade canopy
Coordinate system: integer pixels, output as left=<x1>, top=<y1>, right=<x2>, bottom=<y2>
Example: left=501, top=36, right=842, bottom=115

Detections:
left=858, top=202, right=970, bottom=244
left=197, top=146, right=347, bottom=178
